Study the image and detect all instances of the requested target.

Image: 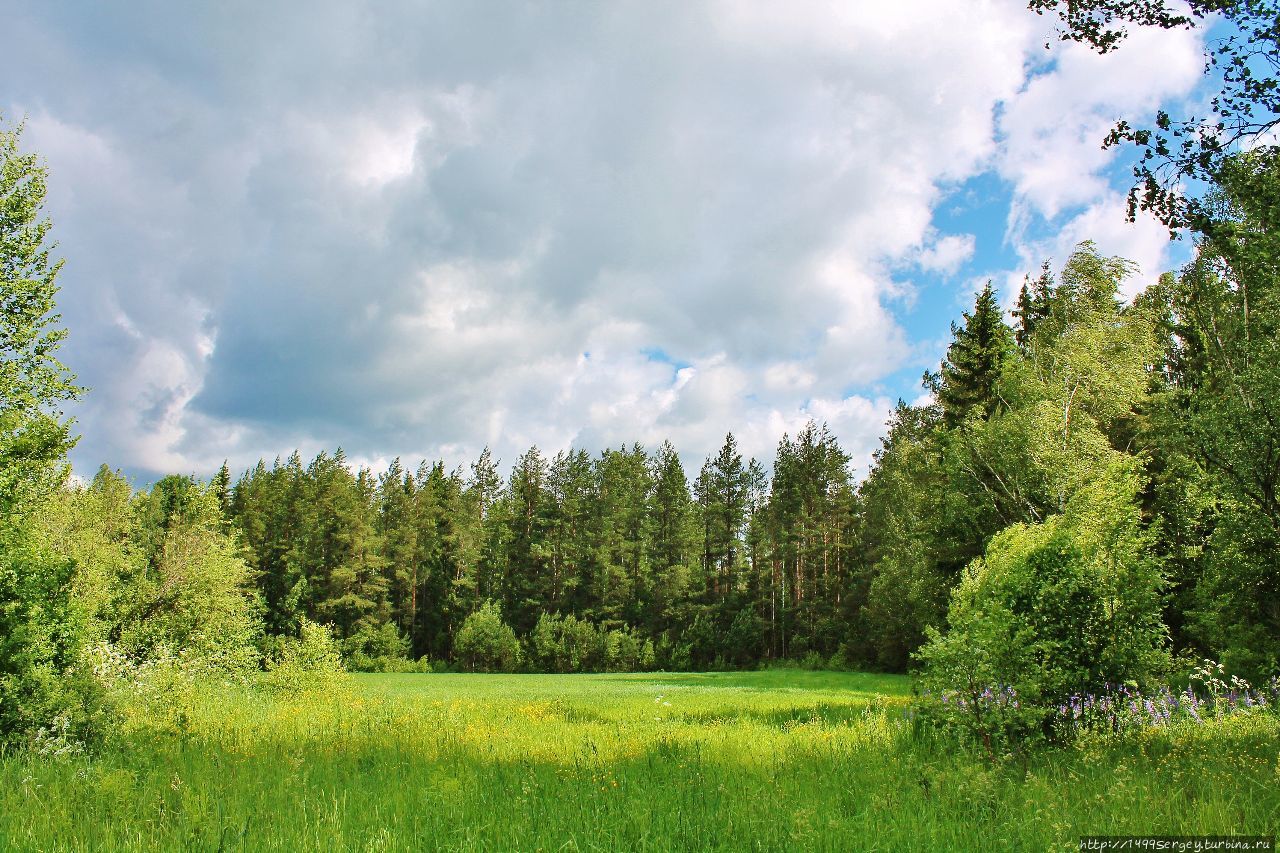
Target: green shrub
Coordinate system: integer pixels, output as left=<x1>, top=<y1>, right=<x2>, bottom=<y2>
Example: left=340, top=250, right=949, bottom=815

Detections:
left=342, top=623, right=412, bottom=671
left=0, top=531, right=108, bottom=751
left=917, top=463, right=1169, bottom=750
left=605, top=626, right=650, bottom=672
left=454, top=601, right=521, bottom=673
left=259, top=618, right=346, bottom=694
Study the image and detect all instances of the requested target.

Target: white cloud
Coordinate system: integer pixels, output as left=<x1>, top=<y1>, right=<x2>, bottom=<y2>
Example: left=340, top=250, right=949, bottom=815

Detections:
left=998, top=23, right=1203, bottom=222
left=0, top=2, right=1205, bottom=482
left=915, top=234, right=977, bottom=274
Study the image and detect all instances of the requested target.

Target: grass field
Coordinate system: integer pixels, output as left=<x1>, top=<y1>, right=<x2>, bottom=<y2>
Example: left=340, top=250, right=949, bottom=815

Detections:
left=1, top=669, right=1277, bottom=851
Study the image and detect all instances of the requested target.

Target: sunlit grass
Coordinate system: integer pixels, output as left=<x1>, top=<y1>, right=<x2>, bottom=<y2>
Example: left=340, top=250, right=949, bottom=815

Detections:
left=1, top=670, right=1276, bottom=851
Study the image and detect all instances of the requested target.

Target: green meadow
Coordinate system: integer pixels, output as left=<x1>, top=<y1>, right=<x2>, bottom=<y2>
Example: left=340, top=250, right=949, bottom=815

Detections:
left=2, top=670, right=1277, bottom=851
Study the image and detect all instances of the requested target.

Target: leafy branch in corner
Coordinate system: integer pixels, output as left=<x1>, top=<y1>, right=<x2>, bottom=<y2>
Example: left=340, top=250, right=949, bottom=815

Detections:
left=1029, top=0, right=1280, bottom=234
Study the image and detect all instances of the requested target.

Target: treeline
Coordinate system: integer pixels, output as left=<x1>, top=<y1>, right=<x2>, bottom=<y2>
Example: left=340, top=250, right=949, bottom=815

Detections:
left=5, top=62, right=1280, bottom=748
left=101, top=419, right=855, bottom=672
left=76, top=147, right=1278, bottom=682
left=51, top=140, right=1278, bottom=684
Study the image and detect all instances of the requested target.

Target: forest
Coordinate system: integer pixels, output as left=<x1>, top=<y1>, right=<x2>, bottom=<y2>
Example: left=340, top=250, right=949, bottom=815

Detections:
left=31, top=179, right=1279, bottom=691
left=1, top=0, right=1279, bottom=848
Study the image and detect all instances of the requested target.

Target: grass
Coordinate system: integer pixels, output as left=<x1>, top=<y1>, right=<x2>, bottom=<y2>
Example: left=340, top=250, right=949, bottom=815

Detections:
left=1, top=669, right=1277, bottom=851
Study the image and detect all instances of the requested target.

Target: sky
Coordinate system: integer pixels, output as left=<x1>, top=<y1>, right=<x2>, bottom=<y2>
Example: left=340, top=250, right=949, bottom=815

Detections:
left=2, top=1, right=1208, bottom=485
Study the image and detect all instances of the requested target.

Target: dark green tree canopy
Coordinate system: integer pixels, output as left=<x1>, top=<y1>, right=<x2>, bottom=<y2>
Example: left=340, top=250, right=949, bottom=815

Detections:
left=927, top=282, right=1015, bottom=428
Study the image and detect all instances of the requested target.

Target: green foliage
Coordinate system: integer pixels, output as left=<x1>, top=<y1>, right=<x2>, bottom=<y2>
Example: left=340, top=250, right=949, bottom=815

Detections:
left=0, top=120, right=80, bottom=517
left=927, top=281, right=1015, bottom=428
left=259, top=617, right=346, bottom=695
left=1144, top=150, right=1280, bottom=678
left=342, top=621, right=418, bottom=672
left=918, top=463, right=1170, bottom=748
left=46, top=476, right=263, bottom=683
left=0, top=119, right=98, bottom=748
left=454, top=600, right=521, bottom=673
left=1030, top=1, right=1280, bottom=232
left=0, top=526, right=107, bottom=748
left=854, top=403, right=950, bottom=670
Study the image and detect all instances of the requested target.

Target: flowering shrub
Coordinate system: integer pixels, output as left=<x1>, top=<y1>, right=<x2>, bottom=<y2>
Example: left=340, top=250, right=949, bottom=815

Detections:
left=1050, top=663, right=1278, bottom=738
left=915, top=684, right=1048, bottom=757
left=916, top=660, right=1279, bottom=755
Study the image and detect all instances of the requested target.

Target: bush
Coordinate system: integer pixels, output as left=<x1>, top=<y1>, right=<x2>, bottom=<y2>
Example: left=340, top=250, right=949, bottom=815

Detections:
left=605, top=626, right=655, bottom=672
left=347, top=652, right=434, bottom=673
left=917, top=463, right=1169, bottom=750
left=342, top=622, right=414, bottom=671
left=0, top=531, right=109, bottom=751
left=797, top=651, right=823, bottom=671
left=454, top=601, right=521, bottom=673
left=259, top=618, right=346, bottom=694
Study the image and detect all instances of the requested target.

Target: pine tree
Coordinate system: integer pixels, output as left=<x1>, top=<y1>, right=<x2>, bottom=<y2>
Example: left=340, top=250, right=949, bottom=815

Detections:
left=591, top=444, right=651, bottom=628
left=693, top=434, right=748, bottom=604
left=547, top=448, right=595, bottom=614
left=645, top=441, right=695, bottom=636
left=377, top=458, right=418, bottom=643
left=412, top=460, right=458, bottom=659
left=501, top=446, right=553, bottom=635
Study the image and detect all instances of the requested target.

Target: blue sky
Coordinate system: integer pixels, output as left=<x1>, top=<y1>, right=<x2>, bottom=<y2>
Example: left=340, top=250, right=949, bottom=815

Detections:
left=2, top=2, right=1209, bottom=483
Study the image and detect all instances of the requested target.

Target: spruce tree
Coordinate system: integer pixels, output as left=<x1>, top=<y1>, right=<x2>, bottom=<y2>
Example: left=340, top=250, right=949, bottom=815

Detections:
left=1013, top=262, right=1053, bottom=350
left=934, top=282, right=1014, bottom=428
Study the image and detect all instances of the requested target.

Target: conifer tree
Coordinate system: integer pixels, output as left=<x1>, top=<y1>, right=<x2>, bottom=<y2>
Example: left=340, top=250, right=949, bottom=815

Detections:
left=501, top=446, right=553, bottom=634
left=645, top=441, right=695, bottom=635
left=1013, top=262, right=1053, bottom=350
left=547, top=448, right=595, bottom=614
left=411, top=460, right=458, bottom=658
left=931, top=282, right=1014, bottom=428
left=693, top=434, right=748, bottom=604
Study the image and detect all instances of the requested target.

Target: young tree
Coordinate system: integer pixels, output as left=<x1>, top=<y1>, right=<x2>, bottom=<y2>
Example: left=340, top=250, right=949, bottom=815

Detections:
left=1013, top=262, right=1053, bottom=350
left=454, top=600, right=521, bottom=672
left=0, top=120, right=97, bottom=743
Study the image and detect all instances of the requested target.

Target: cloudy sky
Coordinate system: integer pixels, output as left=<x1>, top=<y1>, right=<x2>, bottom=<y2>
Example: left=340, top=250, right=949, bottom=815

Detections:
left=4, top=1, right=1206, bottom=483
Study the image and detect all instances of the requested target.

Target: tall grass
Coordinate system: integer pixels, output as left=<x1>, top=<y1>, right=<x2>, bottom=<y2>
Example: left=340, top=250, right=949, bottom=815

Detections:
left=1, top=670, right=1276, bottom=851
